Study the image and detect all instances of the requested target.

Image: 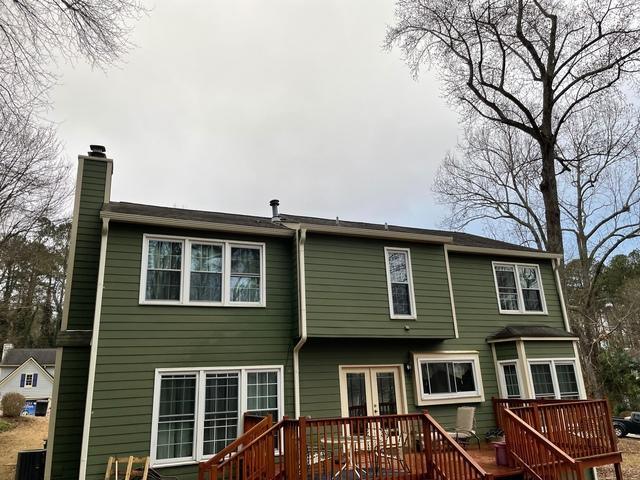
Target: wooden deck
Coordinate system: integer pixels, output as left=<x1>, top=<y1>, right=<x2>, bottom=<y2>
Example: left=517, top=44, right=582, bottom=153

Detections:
left=465, top=443, right=523, bottom=479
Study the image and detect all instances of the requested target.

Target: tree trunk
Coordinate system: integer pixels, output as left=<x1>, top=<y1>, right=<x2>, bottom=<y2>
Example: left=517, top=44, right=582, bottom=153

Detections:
left=539, top=140, right=564, bottom=254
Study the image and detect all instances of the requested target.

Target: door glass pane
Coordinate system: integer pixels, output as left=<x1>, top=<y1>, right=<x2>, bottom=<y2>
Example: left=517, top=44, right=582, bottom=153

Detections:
left=502, top=363, right=521, bottom=398
left=556, top=364, right=579, bottom=399
left=531, top=364, right=555, bottom=399
left=203, top=372, right=239, bottom=455
left=346, top=373, right=367, bottom=417
left=156, top=374, right=196, bottom=460
left=375, top=372, right=397, bottom=415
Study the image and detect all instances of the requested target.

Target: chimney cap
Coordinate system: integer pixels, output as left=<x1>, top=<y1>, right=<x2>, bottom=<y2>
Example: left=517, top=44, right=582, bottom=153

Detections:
left=88, top=145, right=107, bottom=158
left=269, top=199, right=280, bottom=207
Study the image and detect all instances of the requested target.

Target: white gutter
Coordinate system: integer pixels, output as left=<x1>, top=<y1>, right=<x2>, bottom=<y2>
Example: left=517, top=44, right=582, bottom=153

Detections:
left=78, top=217, right=110, bottom=479
left=447, top=244, right=563, bottom=259
left=297, top=223, right=453, bottom=244
left=292, top=228, right=308, bottom=419
left=552, top=257, right=572, bottom=332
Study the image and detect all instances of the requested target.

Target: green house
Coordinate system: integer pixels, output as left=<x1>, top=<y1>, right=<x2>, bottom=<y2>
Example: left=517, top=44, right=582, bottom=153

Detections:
left=45, top=150, right=592, bottom=480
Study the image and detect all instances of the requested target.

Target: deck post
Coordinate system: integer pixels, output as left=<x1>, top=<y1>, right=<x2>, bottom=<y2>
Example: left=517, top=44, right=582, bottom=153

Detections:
left=531, top=403, right=542, bottom=432
left=421, top=413, right=433, bottom=479
left=299, top=416, right=308, bottom=480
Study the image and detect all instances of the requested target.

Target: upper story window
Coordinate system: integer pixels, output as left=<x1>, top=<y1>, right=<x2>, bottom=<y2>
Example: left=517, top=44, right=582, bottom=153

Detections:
left=492, top=262, right=546, bottom=314
left=141, top=235, right=265, bottom=306
left=384, top=247, right=416, bottom=319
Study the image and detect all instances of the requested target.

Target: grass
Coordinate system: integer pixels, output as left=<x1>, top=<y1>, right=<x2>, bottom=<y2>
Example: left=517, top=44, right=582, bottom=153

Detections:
left=0, top=418, right=16, bottom=433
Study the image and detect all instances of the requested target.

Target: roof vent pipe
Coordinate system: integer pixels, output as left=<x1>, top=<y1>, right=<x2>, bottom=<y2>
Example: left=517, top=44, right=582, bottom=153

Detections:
left=88, top=145, right=107, bottom=158
left=269, top=199, right=280, bottom=222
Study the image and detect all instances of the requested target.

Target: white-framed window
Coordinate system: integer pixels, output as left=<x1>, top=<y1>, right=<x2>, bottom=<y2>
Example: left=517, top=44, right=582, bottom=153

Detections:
left=498, top=361, right=522, bottom=399
left=140, top=235, right=266, bottom=307
left=384, top=247, right=417, bottom=319
left=24, top=373, right=34, bottom=388
left=151, top=366, right=283, bottom=466
left=529, top=360, right=580, bottom=400
left=413, top=352, right=484, bottom=405
left=492, top=262, right=547, bottom=314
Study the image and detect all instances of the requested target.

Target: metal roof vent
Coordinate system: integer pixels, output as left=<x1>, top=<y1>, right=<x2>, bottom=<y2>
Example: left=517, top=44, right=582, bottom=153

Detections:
left=88, top=145, right=107, bottom=158
left=269, top=199, right=281, bottom=222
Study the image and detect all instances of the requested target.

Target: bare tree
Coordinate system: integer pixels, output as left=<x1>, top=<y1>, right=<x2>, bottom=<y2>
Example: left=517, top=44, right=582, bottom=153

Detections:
left=1, top=0, right=144, bottom=117
left=434, top=99, right=640, bottom=394
left=386, top=0, right=640, bottom=254
left=0, top=110, right=70, bottom=247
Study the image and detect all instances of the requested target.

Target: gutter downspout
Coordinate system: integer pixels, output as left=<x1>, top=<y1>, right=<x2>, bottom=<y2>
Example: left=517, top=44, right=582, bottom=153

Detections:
left=78, top=217, right=109, bottom=479
left=293, top=228, right=307, bottom=419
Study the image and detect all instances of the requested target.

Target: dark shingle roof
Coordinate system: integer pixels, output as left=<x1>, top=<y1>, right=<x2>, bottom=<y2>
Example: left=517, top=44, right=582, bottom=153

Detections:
left=102, top=202, right=542, bottom=253
left=2, top=348, right=56, bottom=366
left=487, top=325, right=577, bottom=341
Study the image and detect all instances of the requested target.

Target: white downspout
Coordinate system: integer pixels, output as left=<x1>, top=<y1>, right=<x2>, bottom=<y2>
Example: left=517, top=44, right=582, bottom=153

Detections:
left=78, top=217, right=109, bottom=479
left=552, top=257, right=571, bottom=333
left=293, top=228, right=308, bottom=419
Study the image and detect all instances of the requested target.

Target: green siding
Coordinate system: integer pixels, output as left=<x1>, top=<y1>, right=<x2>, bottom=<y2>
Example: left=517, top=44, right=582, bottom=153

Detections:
left=304, top=234, right=455, bottom=338
left=495, top=342, right=518, bottom=361
left=50, top=158, right=109, bottom=480
left=84, top=223, right=296, bottom=480
left=525, top=341, right=575, bottom=358
left=49, top=348, right=91, bottom=480
left=66, top=159, right=108, bottom=330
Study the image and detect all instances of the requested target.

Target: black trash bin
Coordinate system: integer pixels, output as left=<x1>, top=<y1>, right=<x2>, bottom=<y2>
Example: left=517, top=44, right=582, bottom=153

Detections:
left=34, top=400, right=48, bottom=417
left=14, top=449, right=45, bottom=480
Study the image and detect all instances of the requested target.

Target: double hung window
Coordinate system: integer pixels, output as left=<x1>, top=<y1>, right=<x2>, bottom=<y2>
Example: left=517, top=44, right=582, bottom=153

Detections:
left=493, top=263, right=546, bottom=313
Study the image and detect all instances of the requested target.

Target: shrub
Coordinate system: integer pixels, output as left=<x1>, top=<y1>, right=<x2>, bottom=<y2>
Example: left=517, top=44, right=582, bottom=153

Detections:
left=1, top=392, right=26, bottom=417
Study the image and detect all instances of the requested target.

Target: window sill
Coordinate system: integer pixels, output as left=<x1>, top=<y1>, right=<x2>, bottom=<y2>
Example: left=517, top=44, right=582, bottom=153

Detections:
left=415, top=394, right=485, bottom=406
left=139, top=301, right=266, bottom=308
left=497, top=310, right=548, bottom=315
left=151, top=459, right=197, bottom=469
left=390, top=314, right=417, bottom=320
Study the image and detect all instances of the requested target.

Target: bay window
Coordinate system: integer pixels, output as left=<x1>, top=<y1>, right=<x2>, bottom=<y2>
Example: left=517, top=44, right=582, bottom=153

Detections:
left=141, top=235, right=265, bottom=306
left=529, top=360, right=580, bottom=400
left=492, top=262, right=546, bottom=314
left=152, top=367, right=283, bottom=465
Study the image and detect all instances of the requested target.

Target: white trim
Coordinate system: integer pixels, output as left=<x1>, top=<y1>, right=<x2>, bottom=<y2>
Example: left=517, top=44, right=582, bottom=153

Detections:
left=491, top=261, right=548, bottom=315
left=527, top=358, right=582, bottom=400
left=553, top=258, right=572, bottom=332
left=79, top=217, right=110, bottom=479
left=446, top=244, right=563, bottom=259
left=497, top=360, right=524, bottom=399
left=487, top=337, right=578, bottom=344
left=101, top=210, right=295, bottom=237
left=149, top=365, right=284, bottom=467
left=383, top=247, right=417, bottom=320
left=412, top=352, right=485, bottom=405
left=139, top=234, right=266, bottom=307
left=44, top=348, right=63, bottom=480
left=516, top=340, right=533, bottom=398
left=443, top=245, right=459, bottom=338
left=338, top=365, right=408, bottom=417
left=572, top=342, right=588, bottom=400
left=293, top=228, right=308, bottom=419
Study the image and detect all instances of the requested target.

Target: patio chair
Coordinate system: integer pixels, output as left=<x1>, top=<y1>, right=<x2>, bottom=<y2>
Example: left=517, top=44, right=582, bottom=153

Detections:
left=367, top=421, right=410, bottom=473
left=446, top=407, right=481, bottom=449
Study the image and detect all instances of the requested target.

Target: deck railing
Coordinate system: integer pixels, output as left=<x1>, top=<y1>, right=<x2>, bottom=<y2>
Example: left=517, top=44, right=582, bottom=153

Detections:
left=502, top=408, right=584, bottom=480
left=198, top=413, right=493, bottom=480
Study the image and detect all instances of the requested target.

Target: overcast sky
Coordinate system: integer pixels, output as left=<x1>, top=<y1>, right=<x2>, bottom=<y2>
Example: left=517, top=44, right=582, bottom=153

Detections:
left=50, top=0, right=460, bottom=229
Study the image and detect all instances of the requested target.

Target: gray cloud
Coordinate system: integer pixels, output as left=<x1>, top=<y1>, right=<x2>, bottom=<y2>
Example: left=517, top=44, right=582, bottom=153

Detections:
left=50, top=0, right=459, bottom=227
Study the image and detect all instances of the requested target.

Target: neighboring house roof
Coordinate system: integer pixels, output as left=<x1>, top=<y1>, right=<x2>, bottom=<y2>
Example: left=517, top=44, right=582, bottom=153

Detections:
left=1, top=348, right=56, bottom=366
left=486, top=325, right=578, bottom=342
left=0, top=357, right=54, bottom=391
left=102, top=201, right=543, bottom=254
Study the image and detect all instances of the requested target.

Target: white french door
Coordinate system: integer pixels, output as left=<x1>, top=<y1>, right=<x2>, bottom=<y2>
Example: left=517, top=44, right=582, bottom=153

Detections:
left=339, top=366, right=405, bottom=418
